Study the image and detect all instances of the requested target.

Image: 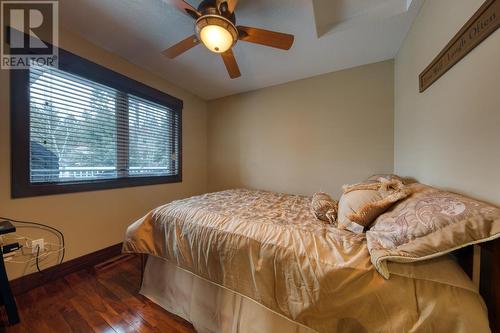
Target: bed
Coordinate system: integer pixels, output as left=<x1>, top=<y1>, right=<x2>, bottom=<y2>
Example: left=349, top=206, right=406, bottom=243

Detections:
left=123, top=188, right=497, bottom=332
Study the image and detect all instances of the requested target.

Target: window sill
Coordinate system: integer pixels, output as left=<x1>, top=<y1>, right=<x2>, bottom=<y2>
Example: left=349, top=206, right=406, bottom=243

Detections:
left=11, top=175, right=182, bottom=198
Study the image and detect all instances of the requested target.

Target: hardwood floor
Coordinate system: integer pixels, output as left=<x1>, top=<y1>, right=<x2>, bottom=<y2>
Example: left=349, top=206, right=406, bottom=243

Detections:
left=0, top=256, right=196, bottom=333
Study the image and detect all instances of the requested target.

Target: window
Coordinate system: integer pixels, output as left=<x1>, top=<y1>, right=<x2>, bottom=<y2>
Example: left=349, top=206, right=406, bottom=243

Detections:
left=11, top=48, right=182, bottom=198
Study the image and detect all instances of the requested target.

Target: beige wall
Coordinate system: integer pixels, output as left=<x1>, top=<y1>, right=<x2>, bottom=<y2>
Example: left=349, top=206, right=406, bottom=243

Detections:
left=6, top=0, right=498, bottom=281
left=394, top=0, right=500, bottom=205
left=0, top=29, right=208, bottom=279
left=207, top=61, right=395, bottom=198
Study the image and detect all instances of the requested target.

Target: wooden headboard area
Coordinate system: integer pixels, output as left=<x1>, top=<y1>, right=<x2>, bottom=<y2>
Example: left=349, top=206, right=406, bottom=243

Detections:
left=455, top=239, right=500, bottom=332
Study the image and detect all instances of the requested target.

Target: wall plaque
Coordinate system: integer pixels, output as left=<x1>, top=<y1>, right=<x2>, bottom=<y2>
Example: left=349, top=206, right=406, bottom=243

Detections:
left=419, top=0, right=499, bottom=93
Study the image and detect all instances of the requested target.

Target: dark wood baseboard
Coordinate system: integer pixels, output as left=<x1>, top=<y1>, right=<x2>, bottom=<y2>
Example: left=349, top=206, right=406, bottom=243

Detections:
left=10, top=243, right=123, bottom=295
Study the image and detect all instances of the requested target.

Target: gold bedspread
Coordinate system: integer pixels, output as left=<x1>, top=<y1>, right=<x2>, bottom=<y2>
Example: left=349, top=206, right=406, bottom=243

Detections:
left=123, top=189, right=490, bottom=333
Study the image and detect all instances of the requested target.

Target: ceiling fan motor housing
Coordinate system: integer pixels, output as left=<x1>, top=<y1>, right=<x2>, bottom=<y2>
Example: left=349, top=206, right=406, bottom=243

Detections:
left=197, top=0, right=236, bottom=22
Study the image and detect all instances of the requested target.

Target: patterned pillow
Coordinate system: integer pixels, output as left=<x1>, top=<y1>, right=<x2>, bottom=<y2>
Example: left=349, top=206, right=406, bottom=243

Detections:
left=310, top=192, right=338, bottom=225
left=367, top=184, right=500, bottom=278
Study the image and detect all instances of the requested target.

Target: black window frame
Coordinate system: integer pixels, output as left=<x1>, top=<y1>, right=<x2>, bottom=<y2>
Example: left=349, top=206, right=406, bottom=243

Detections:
left=11, top=47, right=183, bottom=198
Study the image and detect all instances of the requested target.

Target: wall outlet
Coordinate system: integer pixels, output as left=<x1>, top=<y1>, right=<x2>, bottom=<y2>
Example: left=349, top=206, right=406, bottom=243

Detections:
left=31, top=239, right=44, bottom=254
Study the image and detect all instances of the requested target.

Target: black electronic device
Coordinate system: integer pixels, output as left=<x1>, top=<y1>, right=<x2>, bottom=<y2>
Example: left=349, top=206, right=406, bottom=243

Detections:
left=0, top=221, right=16, bottom=236
left=0, top=220, right=19, bottom=324
left=2, top=243, right=21, bottom=255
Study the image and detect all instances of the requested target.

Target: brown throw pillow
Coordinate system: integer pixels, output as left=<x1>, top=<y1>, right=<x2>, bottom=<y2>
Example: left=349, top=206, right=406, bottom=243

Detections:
left=348, top=187, right=413, bottom=226
left=366, top=174, right=404, bottom=182
left=367, top=184, right=500, bottom=278
left=366, top=174, right=417, bottom=185
left=311, top=192, right=338, bottom=225
left=338, top=179, right=412, bottom=233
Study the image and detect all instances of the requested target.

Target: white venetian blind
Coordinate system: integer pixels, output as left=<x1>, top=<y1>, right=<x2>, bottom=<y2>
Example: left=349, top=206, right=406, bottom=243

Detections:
left=128, top=94, right=180, bottom=178
left=28, top=65, right=180, bottom=184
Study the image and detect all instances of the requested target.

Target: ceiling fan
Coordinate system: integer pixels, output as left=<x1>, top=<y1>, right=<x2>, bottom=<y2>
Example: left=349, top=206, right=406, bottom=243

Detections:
left=162, top=0, right=295, bottom=79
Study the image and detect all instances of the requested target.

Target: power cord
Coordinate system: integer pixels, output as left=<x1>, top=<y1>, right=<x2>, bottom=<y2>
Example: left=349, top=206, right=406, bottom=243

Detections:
left=4, top=247, right=64, bottom=264
left=0, top=216, right=65, bottom=270
left=35, top=245, right=42, bottom=273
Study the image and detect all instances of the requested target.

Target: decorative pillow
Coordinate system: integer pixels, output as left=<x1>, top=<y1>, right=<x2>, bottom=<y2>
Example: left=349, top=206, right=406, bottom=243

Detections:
left=311, top=192, right=338, bottom=225
left=348, top=188, right=413, bottom=227
left=366, top=174, right=404, bottom=182
left=338, top=179, right=412, bottom=233
left=367, top=184, right=500, bottom=279
left=366, top=174, right=416, bottom=185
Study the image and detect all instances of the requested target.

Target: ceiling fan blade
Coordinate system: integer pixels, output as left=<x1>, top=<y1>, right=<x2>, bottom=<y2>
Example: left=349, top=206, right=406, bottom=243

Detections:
left=162, top=0, right=201, bottom=19
left=216, top=0, right=239, bottom=13
left=162, top=34, right=200, bottom=58
left=237, top=26, right=294, bottom=50
left=221, top=49, right=241, bottom=79
left=226, top=0, right=239, bottom=12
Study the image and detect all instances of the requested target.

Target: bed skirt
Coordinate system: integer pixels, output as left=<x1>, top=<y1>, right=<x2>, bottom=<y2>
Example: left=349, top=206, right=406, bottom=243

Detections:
left=141, top=255, right=316, bottom=333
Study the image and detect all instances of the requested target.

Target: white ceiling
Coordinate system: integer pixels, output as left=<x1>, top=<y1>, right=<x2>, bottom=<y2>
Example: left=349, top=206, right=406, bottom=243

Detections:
left=59, top=0, right=424, bottom=100
left=313, top=0, right=415, bottom=37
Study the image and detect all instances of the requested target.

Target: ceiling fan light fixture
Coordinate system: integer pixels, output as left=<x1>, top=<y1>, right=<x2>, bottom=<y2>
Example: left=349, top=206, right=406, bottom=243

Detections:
left=196, top=15, right=238, bottom=53
left=163, top=0, right=294, bottom=79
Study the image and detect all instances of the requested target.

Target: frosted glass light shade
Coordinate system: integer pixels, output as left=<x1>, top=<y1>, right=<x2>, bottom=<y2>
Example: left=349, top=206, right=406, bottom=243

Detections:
left=199, top=25, right=234, bottom=53
left=195, top=15, right=238, bottom=54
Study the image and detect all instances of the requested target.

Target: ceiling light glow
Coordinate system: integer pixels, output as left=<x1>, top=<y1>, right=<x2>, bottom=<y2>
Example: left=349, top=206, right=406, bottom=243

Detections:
left=200, top=25, right=233, bottom=53
left=196, top=15, right=238, bottom=54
